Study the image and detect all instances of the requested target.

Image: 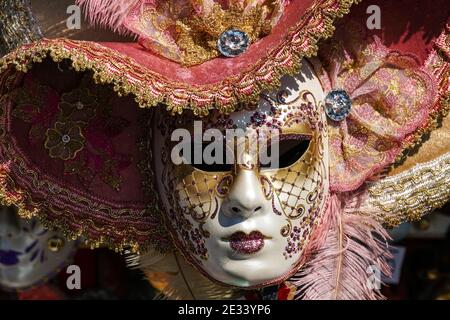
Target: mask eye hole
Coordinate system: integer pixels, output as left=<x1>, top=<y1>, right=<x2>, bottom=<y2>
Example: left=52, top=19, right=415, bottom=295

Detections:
left=188, top=142, right=233, bottom=172
left=181, top=135, right=311, bottom=172
left=260, top=135, right=311, bottom=170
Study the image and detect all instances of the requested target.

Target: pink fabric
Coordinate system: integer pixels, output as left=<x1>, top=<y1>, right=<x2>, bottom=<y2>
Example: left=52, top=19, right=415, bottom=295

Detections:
left=8, top=0, right=353, bottom=111
left=315, top=21, right=438, bottom=192
left=100, top=0, right=314, bottom=84
left=347, top=0, right=450, bottom=65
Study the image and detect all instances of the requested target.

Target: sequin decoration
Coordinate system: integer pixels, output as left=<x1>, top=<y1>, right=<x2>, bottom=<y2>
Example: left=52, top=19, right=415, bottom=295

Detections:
left=229, top=231, right=265, bottom=255
left=0, top=0, right=42, bottom=56
left=217, top=29, right=250, bottom=58
left=324, top=89, right=352, bottom=121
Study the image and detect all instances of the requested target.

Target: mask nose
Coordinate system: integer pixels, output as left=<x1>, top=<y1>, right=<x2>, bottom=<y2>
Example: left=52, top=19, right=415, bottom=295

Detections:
left=223, top=169, right=266, bottom=219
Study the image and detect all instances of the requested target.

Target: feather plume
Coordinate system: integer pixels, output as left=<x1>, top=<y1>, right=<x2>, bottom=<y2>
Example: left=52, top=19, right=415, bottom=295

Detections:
left=290, top=193, right=392, bottom=300
left=135, top=249, right=238, bottom=300
left=75, top=0, right=142, bottom=33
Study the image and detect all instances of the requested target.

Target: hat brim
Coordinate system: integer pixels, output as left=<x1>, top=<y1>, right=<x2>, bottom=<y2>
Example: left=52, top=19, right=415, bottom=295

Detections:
left=1, top=0, right=360, bottom=115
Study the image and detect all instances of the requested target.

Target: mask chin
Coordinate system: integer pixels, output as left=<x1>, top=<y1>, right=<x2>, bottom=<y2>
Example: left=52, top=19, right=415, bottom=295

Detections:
left=151, top=59, right=330, bottom=288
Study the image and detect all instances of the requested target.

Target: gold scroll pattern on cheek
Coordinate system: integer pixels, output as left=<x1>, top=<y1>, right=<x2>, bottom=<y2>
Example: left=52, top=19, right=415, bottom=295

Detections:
left=264, top=130, right=327, bottom=260
left=159, top=116, right=223, bottom=262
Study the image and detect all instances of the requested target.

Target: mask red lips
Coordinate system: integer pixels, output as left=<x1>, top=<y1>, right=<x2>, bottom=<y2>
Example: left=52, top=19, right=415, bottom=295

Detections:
left=228, top=231, right=266, bottom=255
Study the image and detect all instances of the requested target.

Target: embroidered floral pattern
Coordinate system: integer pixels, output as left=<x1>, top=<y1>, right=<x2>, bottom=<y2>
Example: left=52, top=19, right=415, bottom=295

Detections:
left=10, top=77, right=60, bottom=145
left=59, top=88, right=98, bottom=123
left=45, top=121, right=85, bottom=160
left=10, top=74, right=131, bottom=192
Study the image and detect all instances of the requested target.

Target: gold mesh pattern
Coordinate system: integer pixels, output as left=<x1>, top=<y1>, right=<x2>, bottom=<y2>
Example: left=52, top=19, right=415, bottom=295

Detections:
left=266, top=133, right=324, bottom=220
left=172, top=168, right=222, bottom=222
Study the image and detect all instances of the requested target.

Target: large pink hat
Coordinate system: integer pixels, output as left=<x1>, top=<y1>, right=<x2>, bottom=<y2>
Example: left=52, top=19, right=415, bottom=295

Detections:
left=2, top=0, right=362, bottom=114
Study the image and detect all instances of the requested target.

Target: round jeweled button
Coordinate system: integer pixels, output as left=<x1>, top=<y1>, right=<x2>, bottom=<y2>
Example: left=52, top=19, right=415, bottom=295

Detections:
left=324, top=89, right=352, bottom=121
left=61, top=134, right=71, bottom=144
left=75, top=101, right=84, bottom=110
left=217, top=29, right=250, bottom=58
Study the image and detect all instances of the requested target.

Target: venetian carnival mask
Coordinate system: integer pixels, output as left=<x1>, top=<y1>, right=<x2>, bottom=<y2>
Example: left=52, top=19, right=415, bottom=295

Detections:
left=0, top=206, right=75, bottom=291
left=152, top=60, right=329, bottom=287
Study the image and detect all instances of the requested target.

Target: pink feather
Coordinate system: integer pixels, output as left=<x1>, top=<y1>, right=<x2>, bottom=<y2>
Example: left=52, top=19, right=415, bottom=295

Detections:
left=75, top=0, right=143, bottom=33
left=290, top=193, right=392, bottom=300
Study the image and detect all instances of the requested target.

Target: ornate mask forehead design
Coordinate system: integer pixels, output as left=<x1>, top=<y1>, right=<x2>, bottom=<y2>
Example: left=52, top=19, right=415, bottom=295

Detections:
left=152, top=61, right=330, bottom=287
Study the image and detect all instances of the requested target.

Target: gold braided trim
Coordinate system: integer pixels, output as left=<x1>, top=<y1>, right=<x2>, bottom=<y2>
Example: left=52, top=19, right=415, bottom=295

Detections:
left=0, top=161, right=164, bottom=255
left=0, top=0, right=360, bottom=116
left=369, top=151, right=450, bottom=228
left=0, top=169, right=141, bottom=255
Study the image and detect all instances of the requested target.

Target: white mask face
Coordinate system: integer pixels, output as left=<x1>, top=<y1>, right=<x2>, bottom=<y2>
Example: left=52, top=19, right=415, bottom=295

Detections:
left=152, top=60, right=329, bottom=288
left=0, top=206, right=75, bottom=291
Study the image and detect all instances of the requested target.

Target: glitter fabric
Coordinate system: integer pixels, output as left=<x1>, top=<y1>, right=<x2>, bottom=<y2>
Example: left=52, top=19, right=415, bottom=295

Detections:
left=229, top=231, right=265, bottom=255
left=0, top=0, right=42, bottom=56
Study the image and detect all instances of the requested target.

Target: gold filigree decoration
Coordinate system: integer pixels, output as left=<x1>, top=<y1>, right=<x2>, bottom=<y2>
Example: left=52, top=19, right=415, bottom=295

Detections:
left=369, top=151, right=450, bottom=228
left=0, top=0, right=361, bottom=115
left=175, top=2, right=280, bottom=66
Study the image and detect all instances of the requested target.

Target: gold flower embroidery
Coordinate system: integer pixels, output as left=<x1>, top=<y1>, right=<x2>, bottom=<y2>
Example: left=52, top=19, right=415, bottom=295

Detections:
left=59, top=88, right=98, bottom=123
left=44, top=122, right=85, bottom=160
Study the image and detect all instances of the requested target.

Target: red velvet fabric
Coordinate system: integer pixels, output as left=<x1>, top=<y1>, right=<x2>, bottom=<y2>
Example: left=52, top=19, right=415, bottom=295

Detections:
left=347, top=0, right=449, bottom=64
